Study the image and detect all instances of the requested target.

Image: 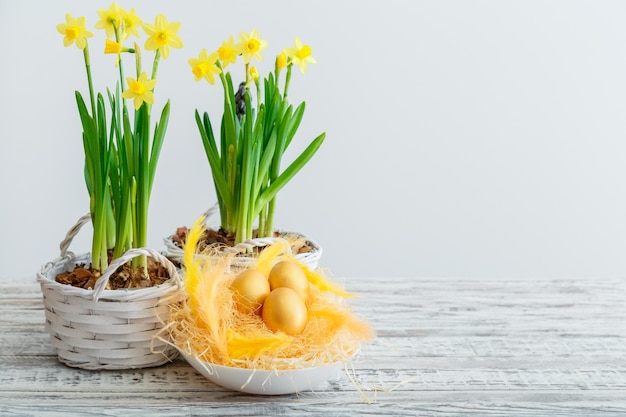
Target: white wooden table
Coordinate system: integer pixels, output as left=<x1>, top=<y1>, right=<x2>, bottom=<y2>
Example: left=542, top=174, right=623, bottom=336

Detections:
left=1, top=276, right=625, bottom=416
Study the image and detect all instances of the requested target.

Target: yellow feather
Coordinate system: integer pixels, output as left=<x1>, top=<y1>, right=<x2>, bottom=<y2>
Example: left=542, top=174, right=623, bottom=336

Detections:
left=182, top=214, right=206, bottom=308
left=252, top=240, right=290, bottom=276
left=288, top=256, right=355, bottom=298
left=226, top=329, right=292, bottom=360
left=182, top=215, right=231, bottom=358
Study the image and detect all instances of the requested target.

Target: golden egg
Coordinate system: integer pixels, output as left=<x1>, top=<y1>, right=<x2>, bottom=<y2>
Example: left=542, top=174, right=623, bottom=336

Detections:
left=268, top=261, right=309, bottom=301
left=230, top=269, right=270, bottom=313
left=262, top=287, right=308, bottom=335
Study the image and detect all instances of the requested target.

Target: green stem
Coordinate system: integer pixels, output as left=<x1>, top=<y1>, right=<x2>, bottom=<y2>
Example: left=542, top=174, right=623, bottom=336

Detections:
left=255, top=81, right=261, bottom=117
left=264, top=197, right=276, bottom=238
left=134, top=103, right=150, bottom=276
left=217, top=65, right=239, bottom=234
left=144, top=49, right=160, bottom=123
left=236, top=91, right=254, bottom=244
left=283, top=64, right=293, bottom=100
left=93, top=200, right=109, bottom=273
left=227, top=143, right=236, bottom=231
left=258, top=204, right=267, bottom=237
left=151, top=49, right=161, bottom=85
left=105, top=187, right=116, bottom=250
left=82, top=44, right=96, bottom=117
left=217, top=62, right=231, bottom=108
left=129, top=176, right=146, bottom=274
left=113, top=24, right=126, bottom=109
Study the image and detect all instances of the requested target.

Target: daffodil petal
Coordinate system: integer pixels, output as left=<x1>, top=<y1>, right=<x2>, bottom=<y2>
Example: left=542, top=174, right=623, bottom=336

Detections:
left=143, top=91, right=155, bottom=105
left=168, top=35, right=184, bottom=49
left=167, top=21, right=182, bottom=33
left=142, top=23, right=156, bottom=36
left=155, top=14, right=167, bottom=28
left=145, top=37, right=158, bottom=51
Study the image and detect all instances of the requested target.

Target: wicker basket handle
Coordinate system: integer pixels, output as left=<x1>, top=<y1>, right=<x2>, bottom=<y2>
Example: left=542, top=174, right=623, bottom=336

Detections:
left=227, top=237, right=293, bottom=257
left=201, top=203, right=219, bottom=226
left=92, top=248, right=182, bottom=301
left=58, top=213, right=92, bottom=259
left=40, top=214, right=92, bottom=274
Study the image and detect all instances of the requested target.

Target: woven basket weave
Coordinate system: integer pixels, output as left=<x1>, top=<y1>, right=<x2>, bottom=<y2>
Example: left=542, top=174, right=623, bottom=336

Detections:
left=163, top=205, right=323, bottom=270
left=36, top=215, right=184, bottom=370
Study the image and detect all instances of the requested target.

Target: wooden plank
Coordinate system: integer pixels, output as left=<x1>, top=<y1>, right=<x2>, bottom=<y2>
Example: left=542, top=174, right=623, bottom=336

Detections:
left=1, top=277, right=625, bottom=415
left=2, top=355, right=625, bottom=394
left=1, top=391, right=626, bottom=416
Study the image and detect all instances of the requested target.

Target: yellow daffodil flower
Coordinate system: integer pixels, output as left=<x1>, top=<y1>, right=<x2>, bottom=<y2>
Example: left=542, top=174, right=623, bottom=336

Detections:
left=284, top=37, right=316, bottom=74
left=217, top=35, right=239, bottom=68
left=189, top=48, right=221, bottom=85
left=104, top=39, right=125, bottom=66
left=57, top=13, right=93, bottom=50
left=143, top=14, right=183, bottom=60
left=121, top=8, right=142, bottom=39
left=238, top=29, right=267, bottom=64
left=96, top=2, right=142, bottom=40
left=276, top=51, right=287, bottom=71
left=95, top=2, right=123, bottom=39
left=104, top=39, right=122, bottom=54
left=122, top=72, right=157, bottom=110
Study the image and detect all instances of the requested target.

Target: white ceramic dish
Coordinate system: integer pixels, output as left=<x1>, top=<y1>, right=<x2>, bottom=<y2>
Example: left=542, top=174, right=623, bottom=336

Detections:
left=181, top=352, right=343, bottom=395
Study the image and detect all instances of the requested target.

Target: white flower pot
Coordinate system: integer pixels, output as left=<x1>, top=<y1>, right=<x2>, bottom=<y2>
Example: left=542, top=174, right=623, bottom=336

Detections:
left=36, top=215, right=185, bottom=370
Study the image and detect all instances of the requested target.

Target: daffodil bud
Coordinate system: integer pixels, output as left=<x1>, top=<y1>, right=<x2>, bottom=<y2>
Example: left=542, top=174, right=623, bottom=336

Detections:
left=249, top=66, right=259, bottom=81
left=134, top=41, right=141, bottom=76
left=276, top=51, right=287, bottom=71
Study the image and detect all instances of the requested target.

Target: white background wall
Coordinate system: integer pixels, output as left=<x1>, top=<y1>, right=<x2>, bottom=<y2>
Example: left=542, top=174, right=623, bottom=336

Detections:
left=2, top=0, right=626, bottom=280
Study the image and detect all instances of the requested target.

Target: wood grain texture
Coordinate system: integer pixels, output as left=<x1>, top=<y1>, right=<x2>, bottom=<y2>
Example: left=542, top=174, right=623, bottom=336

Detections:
left=1, top=276, right=625, bottom=416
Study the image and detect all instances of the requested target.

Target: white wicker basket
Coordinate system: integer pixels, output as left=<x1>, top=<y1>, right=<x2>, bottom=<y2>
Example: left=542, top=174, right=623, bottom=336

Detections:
left=36, top=215, right=185, bottom=370
left=163, top=205, right=323, bottom=270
